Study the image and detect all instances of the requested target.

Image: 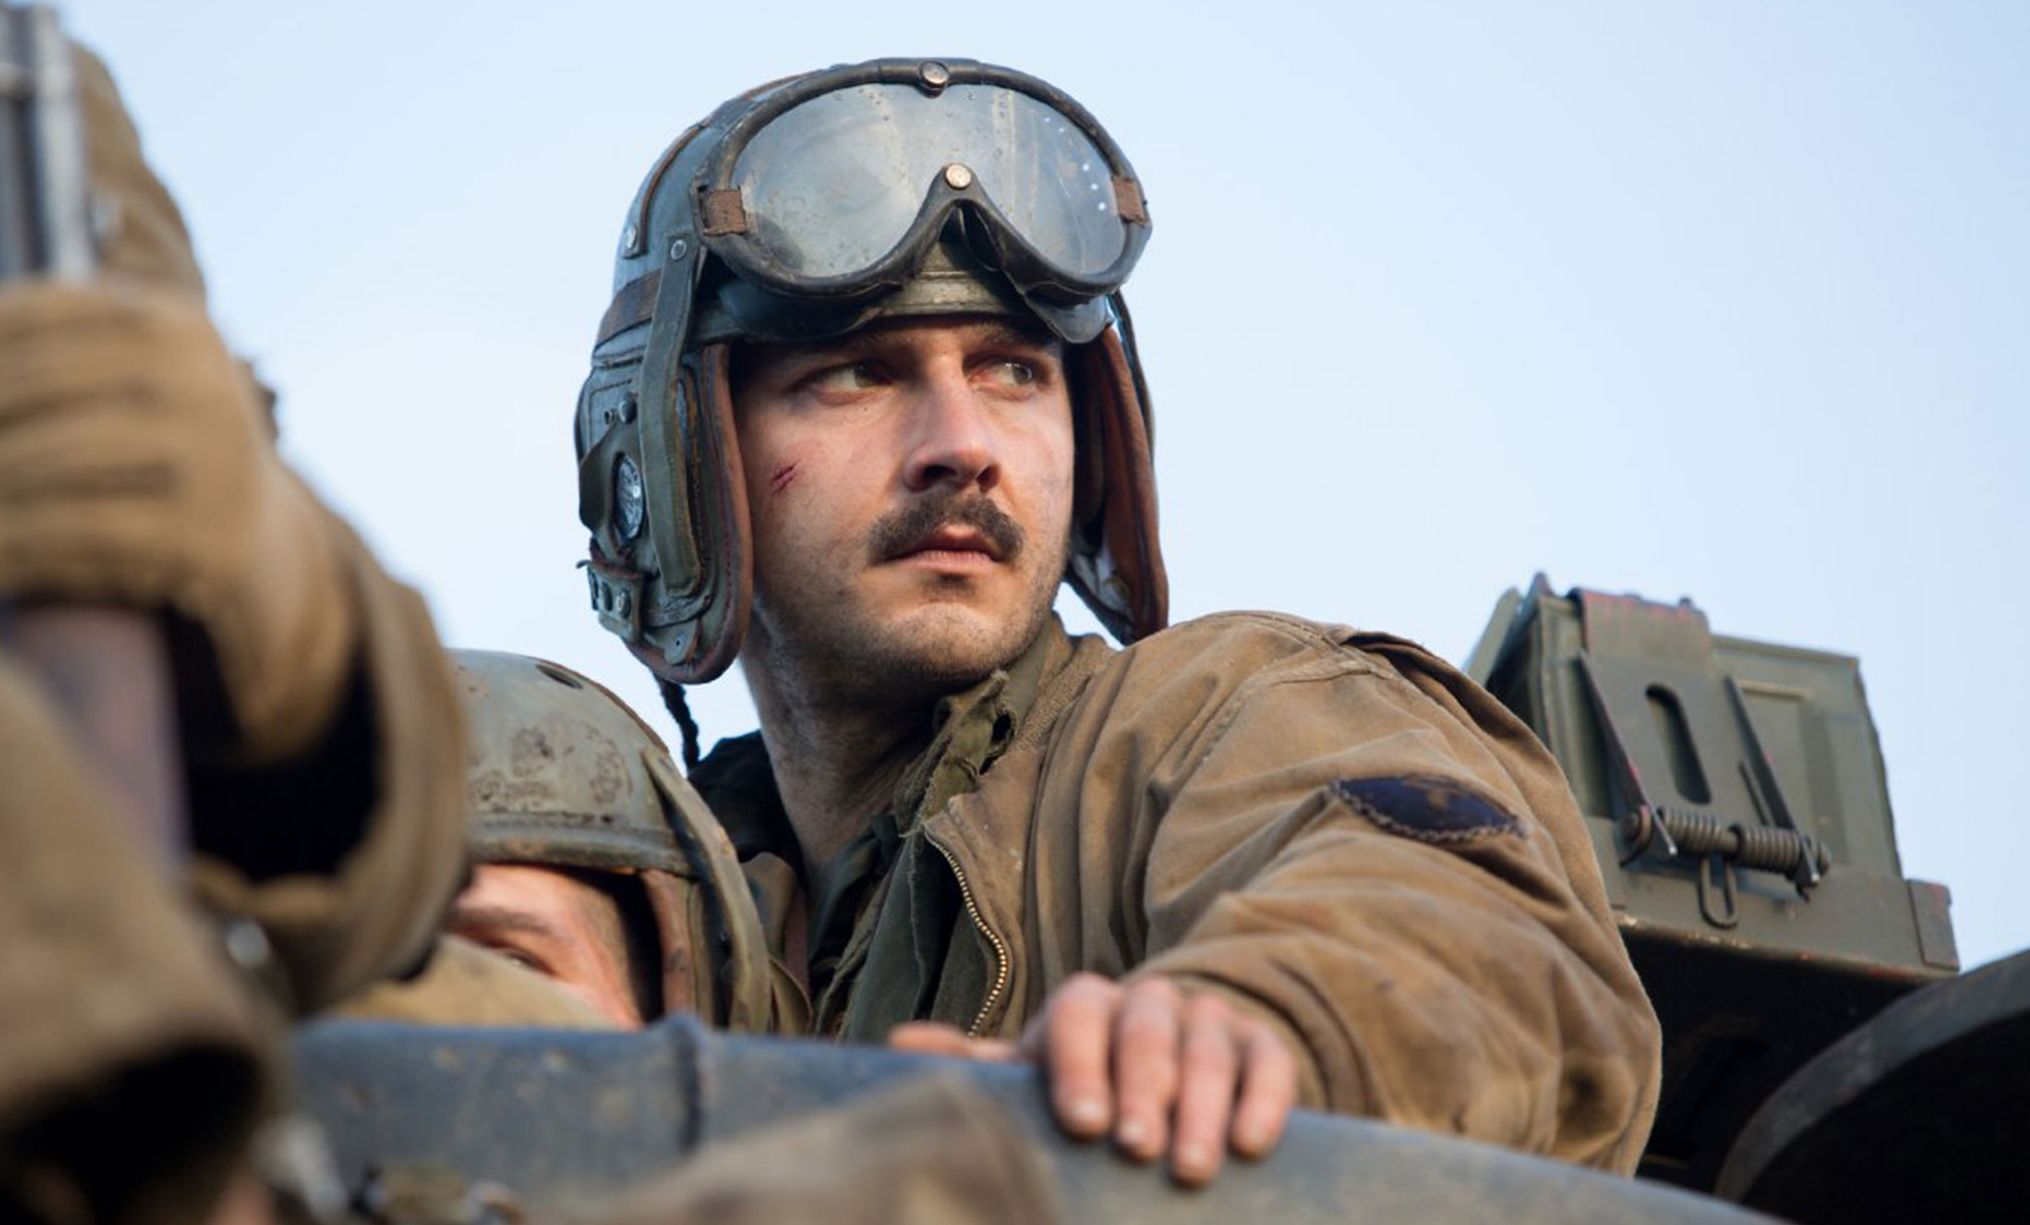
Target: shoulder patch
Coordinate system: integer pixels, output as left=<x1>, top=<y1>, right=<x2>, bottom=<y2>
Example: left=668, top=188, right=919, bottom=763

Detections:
left=1331, top=775, right=1524, bottom=845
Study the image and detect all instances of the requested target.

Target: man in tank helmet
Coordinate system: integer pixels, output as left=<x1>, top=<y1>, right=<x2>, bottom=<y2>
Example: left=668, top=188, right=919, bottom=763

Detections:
left=440, top=649, right=776, bottom=1030
left=331, top=649, right=782, bottom=1033
left=0, top=33, right=1123, bottom=1219
left=574, top=59, right=1662, bottom=1181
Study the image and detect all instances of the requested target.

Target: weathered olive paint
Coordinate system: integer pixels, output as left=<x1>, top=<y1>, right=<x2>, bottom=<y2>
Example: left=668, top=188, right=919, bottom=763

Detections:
left=1468, top=576, right=1958, bottom=1192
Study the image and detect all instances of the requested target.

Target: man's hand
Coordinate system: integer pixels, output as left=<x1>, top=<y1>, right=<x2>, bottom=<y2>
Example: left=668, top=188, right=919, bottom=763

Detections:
left=888, top=972, right=1298, bottom=1186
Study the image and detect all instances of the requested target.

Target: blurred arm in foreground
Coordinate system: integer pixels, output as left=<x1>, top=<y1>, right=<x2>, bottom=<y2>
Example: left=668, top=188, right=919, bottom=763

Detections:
left=0, top=31, right=469, bottom=1223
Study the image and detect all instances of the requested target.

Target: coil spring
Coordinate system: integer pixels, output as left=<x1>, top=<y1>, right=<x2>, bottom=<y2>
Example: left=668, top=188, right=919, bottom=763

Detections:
left=1652, top=808, right=1828, bottom=878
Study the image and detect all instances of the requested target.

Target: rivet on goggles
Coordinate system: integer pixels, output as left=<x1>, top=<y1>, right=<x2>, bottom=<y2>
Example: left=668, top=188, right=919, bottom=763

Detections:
left=696, top=60, right=1151, bottom=316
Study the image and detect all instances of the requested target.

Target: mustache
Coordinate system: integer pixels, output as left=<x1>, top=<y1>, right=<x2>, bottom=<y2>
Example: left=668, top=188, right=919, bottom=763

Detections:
left=867, top=492, right=1026, bottom=563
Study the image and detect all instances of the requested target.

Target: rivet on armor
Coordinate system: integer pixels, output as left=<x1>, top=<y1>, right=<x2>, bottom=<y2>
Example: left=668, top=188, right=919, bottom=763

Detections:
left=943, top=163, right=974, bottom=190
left=918, top=60, right=951, bottom=92
left=669, top=237, right=689, bottom=262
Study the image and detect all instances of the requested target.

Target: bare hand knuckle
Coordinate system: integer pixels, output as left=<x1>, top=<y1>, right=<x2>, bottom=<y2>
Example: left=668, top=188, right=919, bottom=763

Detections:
left=1120, top=1000, right=1175, bottom=1041
left=1184, top=992, right=1232, bottom=1027
left=1128, top=975, right=1182, bottom=1009
left=1067, top=970, right=1117, bottom=998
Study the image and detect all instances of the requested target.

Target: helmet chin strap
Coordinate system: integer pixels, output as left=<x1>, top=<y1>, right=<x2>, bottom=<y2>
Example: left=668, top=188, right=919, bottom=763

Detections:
left=659, top=679, right=704, bottom=774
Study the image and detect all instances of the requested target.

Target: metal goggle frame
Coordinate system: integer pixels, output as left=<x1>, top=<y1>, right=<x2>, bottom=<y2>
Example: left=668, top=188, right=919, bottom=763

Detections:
left=694, top=59, right=1151, bottom=310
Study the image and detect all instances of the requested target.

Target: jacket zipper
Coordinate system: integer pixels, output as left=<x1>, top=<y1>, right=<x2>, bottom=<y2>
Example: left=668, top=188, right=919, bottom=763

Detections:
left=929, top=832, right=1010, bottom=1038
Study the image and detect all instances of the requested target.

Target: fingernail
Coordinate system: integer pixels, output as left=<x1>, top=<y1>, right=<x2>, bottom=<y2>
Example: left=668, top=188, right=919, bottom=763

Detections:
left=1236, top=1123, right=1267, bottom=1153
left=1115, top=1117, right=1147, bottom=1149
left=1069, top=1096, right=1107, bottom=1130
left=1176, top=1142, right=1209, bottom=1174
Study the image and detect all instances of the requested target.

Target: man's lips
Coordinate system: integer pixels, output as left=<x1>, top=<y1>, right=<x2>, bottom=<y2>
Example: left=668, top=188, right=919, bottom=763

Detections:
left=893, top=525, right=1004, bottom=563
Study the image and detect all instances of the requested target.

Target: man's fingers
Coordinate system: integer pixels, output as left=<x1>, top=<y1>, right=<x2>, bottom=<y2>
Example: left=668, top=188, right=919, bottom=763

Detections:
left=887, top=1021, right=971, bottom=1055
left=1029, top=972, right=1300, bottom=1184
left=1110, top=977, right=1183, bottom=1162
left=1043, top=973, right=1120, bottom=1139
left=1168, top=993, right=1239, bottom=1185
left=1230, top=1020, right=1299, bottom=1159
left=886, top=1021, right=1018, bottom=1062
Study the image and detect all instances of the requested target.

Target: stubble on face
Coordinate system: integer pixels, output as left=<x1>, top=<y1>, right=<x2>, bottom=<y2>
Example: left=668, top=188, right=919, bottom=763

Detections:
left=746, top=484, right=1069, bottom=706
left=732, top=319, right=1076, bottom=711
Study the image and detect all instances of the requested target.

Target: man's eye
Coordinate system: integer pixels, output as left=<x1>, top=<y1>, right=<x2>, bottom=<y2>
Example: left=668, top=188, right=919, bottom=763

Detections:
left=480, top=941, right=548, bottom=975
left=981, top=359, right=1038, bottom=388
left=807, top=361, right=883, bottom=393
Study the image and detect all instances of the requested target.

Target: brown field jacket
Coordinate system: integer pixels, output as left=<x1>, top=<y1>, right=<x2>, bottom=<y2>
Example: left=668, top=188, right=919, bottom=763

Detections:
left=697, top=612, right=1662, bottom=1172
left=0, top=519, right=467, bottom=1224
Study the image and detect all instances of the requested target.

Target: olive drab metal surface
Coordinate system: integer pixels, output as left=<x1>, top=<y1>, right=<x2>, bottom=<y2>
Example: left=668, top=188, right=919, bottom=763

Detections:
left=1466, top=577, right=1959, bottom=1193
left=290, top=1016, right=1774, bottom=1225
left=1715, top=948, right=2030, bottom=1223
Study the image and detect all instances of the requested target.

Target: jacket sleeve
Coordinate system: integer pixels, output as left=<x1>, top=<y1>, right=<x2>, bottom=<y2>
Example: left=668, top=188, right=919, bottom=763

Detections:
left=0, top=513, right=468, bottom=1220
left=0, top=656, right=270, bottom=1224
left=1117, top=617, right=1660, bottom=1171
left=183, top=511, right=471, bottom=1016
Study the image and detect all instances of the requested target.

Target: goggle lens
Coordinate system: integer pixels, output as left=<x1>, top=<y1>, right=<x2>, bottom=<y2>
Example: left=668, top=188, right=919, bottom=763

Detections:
left=730, top=83, right=1130, bottom=283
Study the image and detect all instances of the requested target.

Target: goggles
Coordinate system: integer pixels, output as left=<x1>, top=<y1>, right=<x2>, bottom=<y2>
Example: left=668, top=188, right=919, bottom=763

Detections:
left=695, top=60, right=1151, bottom=320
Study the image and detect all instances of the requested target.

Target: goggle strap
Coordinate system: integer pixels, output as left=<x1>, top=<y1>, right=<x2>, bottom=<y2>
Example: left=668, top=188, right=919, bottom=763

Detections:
left=1112, top=178, right=1148, bottom=225
left=599, top=269, right=661, bottom=347
left=700, top=189, right=750, bottom=237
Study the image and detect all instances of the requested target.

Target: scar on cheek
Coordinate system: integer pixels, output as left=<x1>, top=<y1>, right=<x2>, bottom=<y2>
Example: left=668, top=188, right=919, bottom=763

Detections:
left=768, top=462, right=799, bottom=495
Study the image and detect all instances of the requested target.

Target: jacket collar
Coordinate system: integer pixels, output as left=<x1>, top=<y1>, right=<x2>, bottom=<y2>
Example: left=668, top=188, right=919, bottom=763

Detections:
left=690, top=614, right=1077, bottom=871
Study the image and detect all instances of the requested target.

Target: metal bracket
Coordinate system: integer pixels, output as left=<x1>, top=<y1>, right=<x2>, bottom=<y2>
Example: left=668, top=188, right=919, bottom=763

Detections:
left=582, top=558, right=643, bottom=642
left=1574, top=590, right=1831, bottom=925
left=1699, top=852, right=1740, bottom=929
left=1618, top=805, right=1829, bottom=891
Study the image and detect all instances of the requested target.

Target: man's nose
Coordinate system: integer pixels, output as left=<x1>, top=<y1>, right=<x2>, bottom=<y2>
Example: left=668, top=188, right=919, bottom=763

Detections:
left=901, top=368, right=1000, bottom=494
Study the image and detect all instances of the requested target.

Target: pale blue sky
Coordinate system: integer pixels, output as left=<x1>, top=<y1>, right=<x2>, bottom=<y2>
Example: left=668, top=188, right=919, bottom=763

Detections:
left=64, top=1, right=2029, bottom=967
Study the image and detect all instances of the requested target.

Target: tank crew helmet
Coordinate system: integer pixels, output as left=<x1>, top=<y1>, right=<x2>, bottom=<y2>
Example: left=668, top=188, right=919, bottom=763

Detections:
left=452, top=650, right=772, bottom=1029
left=574, top=58, right=1168, bottom=702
